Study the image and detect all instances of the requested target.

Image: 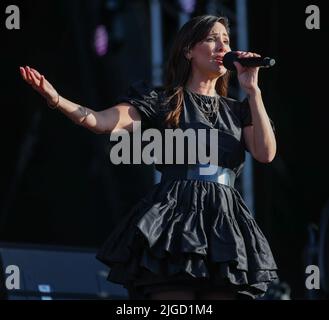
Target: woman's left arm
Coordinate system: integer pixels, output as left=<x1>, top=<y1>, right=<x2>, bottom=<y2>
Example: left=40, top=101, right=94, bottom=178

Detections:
left=243, top=89, right=276, bottom=163
left=234, top=51, right=277, bottom=163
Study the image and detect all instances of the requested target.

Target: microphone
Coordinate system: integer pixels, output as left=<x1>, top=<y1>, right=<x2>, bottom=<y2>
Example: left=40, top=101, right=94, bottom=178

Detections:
left=223, top=51, right=276, bottom=71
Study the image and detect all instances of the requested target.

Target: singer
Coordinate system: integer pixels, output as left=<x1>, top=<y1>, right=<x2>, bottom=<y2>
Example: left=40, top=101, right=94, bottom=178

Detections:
left=19, top=15, right=278, bottom=300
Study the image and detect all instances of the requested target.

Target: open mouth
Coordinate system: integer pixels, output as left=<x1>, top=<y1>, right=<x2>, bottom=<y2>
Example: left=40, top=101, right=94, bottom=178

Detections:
left=214, top=59, right=223, bottom=65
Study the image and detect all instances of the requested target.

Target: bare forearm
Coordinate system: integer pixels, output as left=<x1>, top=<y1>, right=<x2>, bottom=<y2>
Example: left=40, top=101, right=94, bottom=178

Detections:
left=56, top=95, right=101, bottom=133
left=20, top=66, right=109, bottom=134
left=248, top=89, right=276, bottom=162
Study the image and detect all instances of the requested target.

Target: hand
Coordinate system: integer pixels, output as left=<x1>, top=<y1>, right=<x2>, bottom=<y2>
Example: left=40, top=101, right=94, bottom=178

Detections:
left=19, top=66, right=59, bottom=106
left=233, top=51, right=261, bottom=95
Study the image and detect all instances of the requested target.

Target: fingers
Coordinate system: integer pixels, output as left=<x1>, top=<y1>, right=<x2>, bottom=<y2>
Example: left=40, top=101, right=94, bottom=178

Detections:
left=40, top=75, right=46, bottom=90
left=26, top=66, right=33, bottom=83
left=233, top=61, right=243, bottom=73
left=30, top=68, right=42, bottom=80
left=20, top=66, right=46, bottom=92
left=30, top=70, right=40, bottom=87
left=19, top=66, right=53, bottom=103
left=20, top=65, right=39, bottom=83
left=23, top=66, right=34, bottom=85
left=19, top=67, right=27, bottom=80
left=27, top=67, right=37, bottom=86
left=30, top=68, right=47, bottom=90
left=237, top=51, right=261, bottom=58
left=20, top=66, right=31, bottom=83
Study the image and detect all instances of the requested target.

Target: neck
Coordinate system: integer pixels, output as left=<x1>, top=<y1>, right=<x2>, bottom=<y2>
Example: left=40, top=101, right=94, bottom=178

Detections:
left=186, top=72, right=220, bottom=97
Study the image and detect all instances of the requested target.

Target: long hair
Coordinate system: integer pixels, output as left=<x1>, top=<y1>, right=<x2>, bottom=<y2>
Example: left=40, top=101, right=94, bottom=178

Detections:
left=163, top=15, right=230, bottom=128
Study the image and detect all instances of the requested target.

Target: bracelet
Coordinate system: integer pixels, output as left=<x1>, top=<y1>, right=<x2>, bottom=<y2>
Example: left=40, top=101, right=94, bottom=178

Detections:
left=47, top=93, right=60, bottom=109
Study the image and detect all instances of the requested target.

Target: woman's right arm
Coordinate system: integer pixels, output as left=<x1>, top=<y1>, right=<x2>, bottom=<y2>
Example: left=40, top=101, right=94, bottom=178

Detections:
left=20, top=66, right=141, bottom=134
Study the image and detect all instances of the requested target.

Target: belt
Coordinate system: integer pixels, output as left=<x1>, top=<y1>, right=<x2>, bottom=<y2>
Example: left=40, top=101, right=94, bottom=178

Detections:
left=160, top=164, right=236, bottom=187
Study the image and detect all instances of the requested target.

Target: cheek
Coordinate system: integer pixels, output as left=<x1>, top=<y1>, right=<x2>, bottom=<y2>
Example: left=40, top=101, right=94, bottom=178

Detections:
left=196, top=45, right=213, bottom=59
left=204, top=43, right=215, bottom=53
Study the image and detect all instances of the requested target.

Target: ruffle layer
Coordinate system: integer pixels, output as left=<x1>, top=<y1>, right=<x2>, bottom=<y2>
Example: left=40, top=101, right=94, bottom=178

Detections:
left=96, top=179, right=278, bottom=299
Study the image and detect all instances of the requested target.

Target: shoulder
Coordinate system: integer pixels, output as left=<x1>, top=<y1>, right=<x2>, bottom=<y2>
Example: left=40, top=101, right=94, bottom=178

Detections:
left=219, top=95, right=245, bottom=115
left=220, top=95, right=252, bottom=127
left=115, top=80, right=162, bottom=109
left=220, top=95, right=247, bottom=110
left=125, top=80, right=171, bottom=109
left=115, top=80, right=168, bottom=128
left=125, top=80, right=160, bottom=102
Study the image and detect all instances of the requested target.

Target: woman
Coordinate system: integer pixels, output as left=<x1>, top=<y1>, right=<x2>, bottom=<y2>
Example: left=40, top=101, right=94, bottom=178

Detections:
left=20, top=15, right=278, bottom=300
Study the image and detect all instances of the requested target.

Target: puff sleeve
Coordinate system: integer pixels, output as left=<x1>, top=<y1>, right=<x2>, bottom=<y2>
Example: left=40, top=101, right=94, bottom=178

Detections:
left=114, top=80, right=161, bottom=130
left=240, top=97, right=276, bottom=133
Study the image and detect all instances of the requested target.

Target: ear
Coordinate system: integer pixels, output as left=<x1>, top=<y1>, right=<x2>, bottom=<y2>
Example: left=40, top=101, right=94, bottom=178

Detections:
left=184, top=47, right=192, bottom=60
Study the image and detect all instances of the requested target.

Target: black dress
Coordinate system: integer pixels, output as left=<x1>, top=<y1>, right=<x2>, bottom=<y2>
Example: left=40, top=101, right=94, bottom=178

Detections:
left=96, top=80, right=278, bottom=299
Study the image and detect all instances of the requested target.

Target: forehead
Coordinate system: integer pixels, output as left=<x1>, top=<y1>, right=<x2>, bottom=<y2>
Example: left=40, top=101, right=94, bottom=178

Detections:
left=208, top=21, right=228, bottom=36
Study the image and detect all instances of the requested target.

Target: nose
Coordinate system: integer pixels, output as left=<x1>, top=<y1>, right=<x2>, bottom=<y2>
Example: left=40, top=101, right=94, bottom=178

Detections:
left=215, top=39, right=229, bottom=52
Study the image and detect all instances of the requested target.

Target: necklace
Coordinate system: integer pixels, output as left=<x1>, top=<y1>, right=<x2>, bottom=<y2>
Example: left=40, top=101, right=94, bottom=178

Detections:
left=185, top=88, right=220, bottom=126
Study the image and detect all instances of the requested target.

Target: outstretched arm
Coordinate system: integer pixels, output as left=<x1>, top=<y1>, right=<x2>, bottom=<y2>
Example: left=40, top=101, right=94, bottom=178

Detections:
left=19, top=66, right=141, bottom=134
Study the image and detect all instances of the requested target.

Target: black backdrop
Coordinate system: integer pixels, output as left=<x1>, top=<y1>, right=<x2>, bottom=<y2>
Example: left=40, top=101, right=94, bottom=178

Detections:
left=1, top=0, right=328, bottom=299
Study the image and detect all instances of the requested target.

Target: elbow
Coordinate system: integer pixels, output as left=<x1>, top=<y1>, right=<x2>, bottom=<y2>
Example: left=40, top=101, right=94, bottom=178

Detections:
left=255, top=151, right=276, bottom=163
left=79, top=121, right=104, bottom=134
left=90, top=126, right=105, bottom=134
left=252, top=141, right=277, bottom=164
left=77, top=112, right=105, bottom=134
left=257, top=156, right=275, bottom=164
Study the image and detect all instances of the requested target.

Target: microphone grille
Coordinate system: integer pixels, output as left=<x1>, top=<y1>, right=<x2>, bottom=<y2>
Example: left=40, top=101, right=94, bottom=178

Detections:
left=222, top=51, right=238, bottom=71
left=264, top=57, right=276, bottom=68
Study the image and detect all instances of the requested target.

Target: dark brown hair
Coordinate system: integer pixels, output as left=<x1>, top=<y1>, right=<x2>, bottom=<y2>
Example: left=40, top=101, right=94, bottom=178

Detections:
left=163, top=15, right=230, bottom=128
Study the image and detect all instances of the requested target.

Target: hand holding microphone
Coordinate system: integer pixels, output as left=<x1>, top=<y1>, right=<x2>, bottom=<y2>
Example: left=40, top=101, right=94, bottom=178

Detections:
left=223, top=51, right=276, bottom=72
left=223, top=51, right=276, bottom=94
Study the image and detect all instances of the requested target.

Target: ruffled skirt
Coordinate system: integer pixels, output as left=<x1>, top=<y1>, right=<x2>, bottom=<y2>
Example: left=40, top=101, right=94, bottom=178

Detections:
left=96, top=179, right=278, bottom=299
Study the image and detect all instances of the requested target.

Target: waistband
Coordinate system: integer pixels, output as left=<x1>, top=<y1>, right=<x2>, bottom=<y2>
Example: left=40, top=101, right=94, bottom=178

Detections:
left=160, top=164, right=236, bottom=187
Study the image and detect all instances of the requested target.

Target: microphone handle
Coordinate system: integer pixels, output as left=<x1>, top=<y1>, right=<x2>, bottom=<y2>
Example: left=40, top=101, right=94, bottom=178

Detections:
left=237, top=57, right=276, bottom=68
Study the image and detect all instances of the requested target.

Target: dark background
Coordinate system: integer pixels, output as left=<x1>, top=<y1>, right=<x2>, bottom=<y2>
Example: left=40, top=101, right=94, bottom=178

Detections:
left=1, top=0, right=328, bottom=299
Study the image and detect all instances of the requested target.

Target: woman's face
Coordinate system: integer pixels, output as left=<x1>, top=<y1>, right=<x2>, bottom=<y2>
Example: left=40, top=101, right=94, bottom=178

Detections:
left=188, top=21, right=231, bottom=78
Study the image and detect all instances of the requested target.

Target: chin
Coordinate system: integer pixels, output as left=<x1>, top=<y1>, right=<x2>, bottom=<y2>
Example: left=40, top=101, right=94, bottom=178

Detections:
left=219, top=67, right=227, bottom=76
left=211, top=67, right=227, bottom=78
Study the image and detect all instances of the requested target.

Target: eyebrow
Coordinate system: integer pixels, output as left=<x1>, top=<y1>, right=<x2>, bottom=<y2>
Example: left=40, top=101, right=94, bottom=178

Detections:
left=208, top=32, right=229, bottom=38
